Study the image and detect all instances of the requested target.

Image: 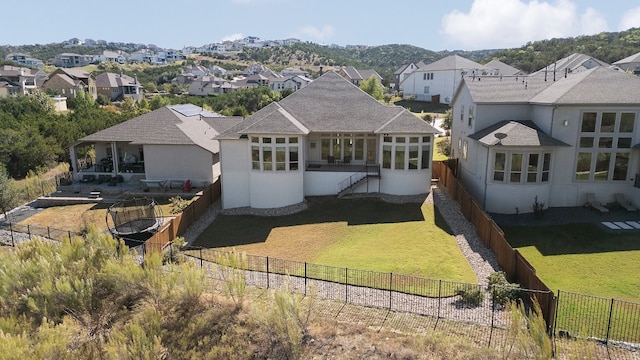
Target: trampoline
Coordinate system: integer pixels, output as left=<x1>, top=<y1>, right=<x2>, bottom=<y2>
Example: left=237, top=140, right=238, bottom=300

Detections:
left=106, top=197, right=163, bottom=239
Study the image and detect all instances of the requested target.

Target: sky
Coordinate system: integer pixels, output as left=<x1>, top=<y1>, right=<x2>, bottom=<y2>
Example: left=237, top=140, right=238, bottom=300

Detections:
left=2, top=0, right=640, bottom=51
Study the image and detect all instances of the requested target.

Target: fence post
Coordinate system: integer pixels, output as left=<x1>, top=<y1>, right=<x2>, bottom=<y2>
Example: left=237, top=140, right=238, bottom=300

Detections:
left=47, top=226, right=51, bottom=239
left=605, top=298, right=615, bottom=345
left=266, top=257, right=270, bottom=289
left=437, top=280, right=442, bottom=319
left=68, top=230, right=71, bottom=240
left=10, top=223, right=14, bottom=247
left=345, top=267, right=348, bottom=304
left=27, top=225, right=31, bottom=239
left=389, top=272, right=393, bottom=310
left=304, top=262, right=307, bottom=296
left=489, top=286, right=495, bottom=347
left=199, top=248, right=203, bottom=268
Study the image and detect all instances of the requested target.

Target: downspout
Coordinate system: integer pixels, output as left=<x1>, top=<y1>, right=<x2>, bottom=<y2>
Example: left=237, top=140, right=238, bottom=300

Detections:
left=483, top=145, right=489, bottom=210
left=549, top=105, right=558, bottom=137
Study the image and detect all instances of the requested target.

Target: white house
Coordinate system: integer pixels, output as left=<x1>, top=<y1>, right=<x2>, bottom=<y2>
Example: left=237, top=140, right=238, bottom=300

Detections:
left=450, top=65, right=640, bottom=214
left=613, top=51, right=640, bottom=75
left=69, top=104, right=242, bottom=186
left=215, top=71, right=440, bottom=210
left=400, top=55, right=497, bottom=104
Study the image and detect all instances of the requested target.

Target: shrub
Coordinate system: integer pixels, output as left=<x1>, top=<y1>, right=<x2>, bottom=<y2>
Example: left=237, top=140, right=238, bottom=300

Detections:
left=436, top=137, right=451, bottom=157
left=487, top=271, right=521, bottom=305
left=455, top=286, right=484, bottom=307
left=169, top=195, right=189, bottom=214
left=531, top=195, right=546, bottom=219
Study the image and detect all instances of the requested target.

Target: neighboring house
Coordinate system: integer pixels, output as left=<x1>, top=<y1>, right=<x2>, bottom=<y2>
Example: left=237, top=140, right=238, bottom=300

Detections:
left=4, top=53, right=44, bottom=68
left=93, top=50, right=128, bottom=64
left=53, top=53, right=94, bottom=68
left=129, top=49, right=157, bottom=64
left=0, top=65, right=39, bottom=95
left=531, top=53, right=611, bottom=77
left=243, top=64, right=280, bottom=78
left=95, top=72, right=143, bottom=102
left=613, top=51, right=640, bottom=75
left=337, top=66, right=382, bottom=86
left=188, top=76, right=237, bottom=96
left=0, top=79, right=19, bottom=97
left=43, top=68, right=97, bottom=99
left=393, top=62, right=420, bottom=92
left=450, top=65, right=640, bottom=214
left=400, top=55, right=497, bottom=104
left=69, top=104, right=243, bottom=185
left=484, top=60, right=525, bottom=76
left=268, top=75, right=312, bottom=92
left=215, top=71, right=439, bottom=210
left=280, top=67, right=309, bottom=77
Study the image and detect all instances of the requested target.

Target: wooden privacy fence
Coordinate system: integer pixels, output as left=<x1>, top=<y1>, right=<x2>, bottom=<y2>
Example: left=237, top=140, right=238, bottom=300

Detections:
left=145, top=180, right=221, bottom=253
left=432, top=160, right=557, bottom=330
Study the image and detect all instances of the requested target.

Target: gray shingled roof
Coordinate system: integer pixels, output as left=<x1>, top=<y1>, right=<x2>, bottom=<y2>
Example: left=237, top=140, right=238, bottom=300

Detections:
left=420, top=55, right=486, bottom=71
left=469, top=120, right=570, bottom=147
left=217, top=71, right=438, bottom=139
left=531, top=53, right=610, bottom=75
left=613, top=51, right=640, bottom=65
left=484, top=60, right=524, bottom=76
left=79, top=105, right=242, bottom=153
left=460, top=67, right=640, bottom=105
left=95, top=72, right=138, bottom=87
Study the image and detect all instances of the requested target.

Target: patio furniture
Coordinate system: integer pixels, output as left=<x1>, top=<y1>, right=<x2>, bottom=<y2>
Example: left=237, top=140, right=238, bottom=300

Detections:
left=615, top=193, right=638, bottom=211
left=327, top=156, right=335, bottom=165
left=586, top=193, right=609, bottom=214
left=343, top=155, right=351, bottom=165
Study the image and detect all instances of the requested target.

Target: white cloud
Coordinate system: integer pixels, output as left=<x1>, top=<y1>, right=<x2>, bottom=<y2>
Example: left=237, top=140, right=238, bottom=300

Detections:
left=221, top=33, right=243, bottom=42
left=293, top=25, right=335, bottom=42
left=619, top=7, right=640, bottom=31
left=440, top=0, right=608, bottom=49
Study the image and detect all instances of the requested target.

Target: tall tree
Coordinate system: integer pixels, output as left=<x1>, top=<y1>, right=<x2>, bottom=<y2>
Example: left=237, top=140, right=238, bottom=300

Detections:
left=359, top=75, right=384, bottom=101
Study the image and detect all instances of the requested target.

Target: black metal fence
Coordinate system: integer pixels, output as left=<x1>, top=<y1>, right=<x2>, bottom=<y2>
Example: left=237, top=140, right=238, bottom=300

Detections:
left=182, top=247, right=640, bottom=350
left=0, top=222, right=77, bottom=245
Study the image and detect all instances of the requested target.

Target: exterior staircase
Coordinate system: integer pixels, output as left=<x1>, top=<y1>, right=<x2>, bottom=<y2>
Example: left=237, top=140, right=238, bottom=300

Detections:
left=337, top=165, right=380, bottom=198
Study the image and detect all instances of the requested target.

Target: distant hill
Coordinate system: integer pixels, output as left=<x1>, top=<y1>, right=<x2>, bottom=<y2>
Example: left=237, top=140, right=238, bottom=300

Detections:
left=2, top=27, right=640, bottom=83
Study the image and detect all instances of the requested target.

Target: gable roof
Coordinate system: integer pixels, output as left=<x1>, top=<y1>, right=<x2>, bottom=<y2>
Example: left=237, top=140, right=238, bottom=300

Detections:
left=613, top=51, right=640, bottom=65
left=469, top=120, right=569, bottom=147
left=340, top=66, right=381, bottom=81
left=458, top=67, right=640, bottom=105
left=217, top=71, right=439, bottom=139
left=531, top=53, right=610, bottom=75
left=484, top=59, right=524, bottom=76
left=79, top=104, right=242, bottom=153
left=420, top=55, right=486, bottom=71
left=53, top=68, right=93, bottom=80
left=95, top=72, right=138, bottom=88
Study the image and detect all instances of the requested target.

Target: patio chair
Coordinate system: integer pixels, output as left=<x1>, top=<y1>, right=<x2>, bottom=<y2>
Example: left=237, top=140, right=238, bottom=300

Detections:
left=343, top=155, right=351, bottom=165
left=615, top=193, right=638, bottom=212
left=327, top=156, right=335, bottom=165
left=585, top=193, right=609, bottom=214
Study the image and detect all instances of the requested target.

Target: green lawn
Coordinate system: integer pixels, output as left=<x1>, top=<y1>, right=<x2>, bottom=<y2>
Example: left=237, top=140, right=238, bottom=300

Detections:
left=502, top=223, right=640, bottom=302
left=190, top=196, right=477, bottom=283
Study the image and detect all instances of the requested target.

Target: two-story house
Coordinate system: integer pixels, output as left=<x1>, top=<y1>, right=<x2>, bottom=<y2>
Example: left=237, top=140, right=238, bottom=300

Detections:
left=43, top=68, right=97, bottom=99
left=450, top=60, right=640, bottom=214
left=95, top=73, right=143, bottom=102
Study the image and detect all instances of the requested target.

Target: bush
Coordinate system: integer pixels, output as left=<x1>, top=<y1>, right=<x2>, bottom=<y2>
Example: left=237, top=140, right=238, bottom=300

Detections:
left=436, top=137, right=451, bottom=157
left=169, top=195, right=189, bottom=214
left=487, top=272, right=521, bottom=305
left=456, top=286, right=484, bottom=307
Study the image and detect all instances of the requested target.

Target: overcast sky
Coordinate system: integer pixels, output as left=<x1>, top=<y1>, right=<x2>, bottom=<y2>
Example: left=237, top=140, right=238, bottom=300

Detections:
left=2, top=0, right=640, bottom=51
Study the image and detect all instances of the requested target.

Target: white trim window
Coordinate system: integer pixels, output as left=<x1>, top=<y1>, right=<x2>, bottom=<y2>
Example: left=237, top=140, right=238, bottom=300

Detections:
left=492, top=151, right=552, bottom=183
left=251, top=136, right=299, bottom=171
left=382, top=135, right=431, bottom=170
left=575, top=111, right=635, bottom=181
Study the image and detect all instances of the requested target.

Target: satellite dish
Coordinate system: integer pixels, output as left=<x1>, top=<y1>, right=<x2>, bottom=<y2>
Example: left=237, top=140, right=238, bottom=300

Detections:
left=494, top=132, right=507, bottom=140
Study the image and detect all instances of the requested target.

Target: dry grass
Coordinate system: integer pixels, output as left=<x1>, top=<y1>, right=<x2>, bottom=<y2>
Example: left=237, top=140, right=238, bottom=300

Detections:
left=19, top=203, right=108, bottom=233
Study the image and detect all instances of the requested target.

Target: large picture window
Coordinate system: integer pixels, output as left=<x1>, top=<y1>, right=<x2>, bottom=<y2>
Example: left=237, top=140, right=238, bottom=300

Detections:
left=321, top=133, right=376, bottom=162
left=493, top=151, right=552, bottom=184
left=382, top=136, right=431, bottom=171
left=251, top=136, right=300, bottom=172
left=575, top=111, right=636, bottom=181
